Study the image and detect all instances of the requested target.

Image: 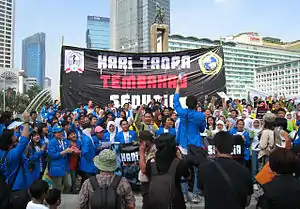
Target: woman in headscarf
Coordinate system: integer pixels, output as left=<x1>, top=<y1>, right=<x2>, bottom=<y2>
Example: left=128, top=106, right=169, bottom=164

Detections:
left=250, top=119, right=262, bottom=180
left=212, top=120, right=227, bottom=136
left=103, top=121, right=117, bottom=143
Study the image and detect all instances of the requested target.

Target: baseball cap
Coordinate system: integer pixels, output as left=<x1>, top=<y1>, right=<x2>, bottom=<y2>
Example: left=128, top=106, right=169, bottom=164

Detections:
left=7, top=121, right=24, bottom=130
left=95, top=126, right=104, bottom=133
left=52, top=125, right=63, bottom=133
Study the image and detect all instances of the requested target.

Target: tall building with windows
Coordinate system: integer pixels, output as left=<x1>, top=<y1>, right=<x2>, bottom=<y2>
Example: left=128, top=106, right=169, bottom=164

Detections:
left=168, top=32, right=300, bottom=99
left=255, top=59, right=300, bottom=97
left=110, top=0, right=170, bottom=52
left=22, top=33, right=46, bottom=89
left=0, top=0, right=15, bottom=69
left=86, top=16, right=110, bottom=50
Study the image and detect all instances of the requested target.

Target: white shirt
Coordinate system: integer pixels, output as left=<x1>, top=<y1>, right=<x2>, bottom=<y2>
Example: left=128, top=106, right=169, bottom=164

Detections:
left=163, top=128, right=169, bottom=133
left=123, top=131, right=130, bottom=143
left=26, top=201, right=49, bottom=209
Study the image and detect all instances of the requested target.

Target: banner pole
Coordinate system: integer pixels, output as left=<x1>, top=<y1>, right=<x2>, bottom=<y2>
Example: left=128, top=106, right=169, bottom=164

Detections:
left=59, top=36, right=64, bottom=101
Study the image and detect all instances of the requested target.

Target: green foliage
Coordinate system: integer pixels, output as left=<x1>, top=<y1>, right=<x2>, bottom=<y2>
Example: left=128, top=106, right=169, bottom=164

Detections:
left=0, top=84, right=52, bottom=113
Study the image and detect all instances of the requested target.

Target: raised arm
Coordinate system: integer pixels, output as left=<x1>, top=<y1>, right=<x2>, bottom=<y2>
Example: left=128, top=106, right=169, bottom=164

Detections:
left=174, top=78, right=185, bottom=116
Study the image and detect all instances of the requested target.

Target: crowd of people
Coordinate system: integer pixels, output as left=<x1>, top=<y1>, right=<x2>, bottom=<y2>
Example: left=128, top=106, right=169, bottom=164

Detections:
left=0, top=77, right=299, bottom=209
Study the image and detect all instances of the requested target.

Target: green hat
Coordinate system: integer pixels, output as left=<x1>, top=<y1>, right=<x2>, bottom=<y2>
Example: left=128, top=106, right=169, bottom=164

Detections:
left=94, top=149, right=117, bottom=172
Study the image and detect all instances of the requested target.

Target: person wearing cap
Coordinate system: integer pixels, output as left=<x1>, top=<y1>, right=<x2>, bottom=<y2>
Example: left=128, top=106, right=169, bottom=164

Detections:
left=47, top=124, right=72, bottom=193
left=93, top=125, right=106, bottom=154
left=77, top=149, right=135, bottom=209
left=7, top=119, right=24, bottom=140
left=259, top=112, right=276, bottom=165
left=80, top=123, right=98, bottom=186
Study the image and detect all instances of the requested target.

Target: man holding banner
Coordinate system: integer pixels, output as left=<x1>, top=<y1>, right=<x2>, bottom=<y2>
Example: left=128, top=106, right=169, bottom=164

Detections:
left=174, top=77, right=206, bottom=203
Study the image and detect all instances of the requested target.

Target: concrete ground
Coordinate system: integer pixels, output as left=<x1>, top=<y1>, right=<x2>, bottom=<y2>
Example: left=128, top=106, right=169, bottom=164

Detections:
left=60, top=194, right=257, bottom=209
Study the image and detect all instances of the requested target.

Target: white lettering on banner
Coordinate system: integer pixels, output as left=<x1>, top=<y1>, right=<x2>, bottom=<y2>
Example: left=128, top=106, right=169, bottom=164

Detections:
left=109, top=94, right=178, bottom=109
left=151, top=57, right=160, bottom=70
left=207, top=145, right=242, bottom=156
left=98, top=55, right=191, bottom=71
left=120, top=152, right=139, bottom=162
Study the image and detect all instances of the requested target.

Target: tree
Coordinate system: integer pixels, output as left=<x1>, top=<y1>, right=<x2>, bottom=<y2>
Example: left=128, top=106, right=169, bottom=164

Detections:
left=26, top=84, right=42, bottom=101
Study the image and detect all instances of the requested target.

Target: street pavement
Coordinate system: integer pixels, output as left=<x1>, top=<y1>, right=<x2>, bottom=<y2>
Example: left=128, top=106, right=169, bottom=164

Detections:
left=60, top=194, right=257, bottom=209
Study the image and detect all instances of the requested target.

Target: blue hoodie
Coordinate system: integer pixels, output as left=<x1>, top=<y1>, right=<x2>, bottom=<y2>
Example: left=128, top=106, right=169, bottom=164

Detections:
left=4, top=136, right=33, bottom=191
left=80, top=132, right=97, bottom=174
left=229, top=127, right=251, bottom=161
left=174, top=93, right=206, bottom=150
left=48, top=137, right=70, bottom=177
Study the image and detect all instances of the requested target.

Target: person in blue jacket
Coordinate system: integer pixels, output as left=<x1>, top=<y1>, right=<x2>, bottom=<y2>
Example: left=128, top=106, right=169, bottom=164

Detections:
left=174, top=77, right=206, bottom=203
left=0, top=113, right=31, bottom=208
left=26, top=131, right=47, bottom=180
left=48, top=125, right=73, bottom=193
left=80, top=123, right=98, bottom=186
left=115, top=120, right=137, bottom=144
left=229, top=119, right=251, bottom=164
left=156, top=116, right=176, bottom=137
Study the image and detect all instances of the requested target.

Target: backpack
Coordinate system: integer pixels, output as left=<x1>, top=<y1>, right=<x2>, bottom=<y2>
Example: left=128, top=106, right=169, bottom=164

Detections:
left=148, top=158, right=179, bottom=209
left=89, top=175, right=122, bottom=209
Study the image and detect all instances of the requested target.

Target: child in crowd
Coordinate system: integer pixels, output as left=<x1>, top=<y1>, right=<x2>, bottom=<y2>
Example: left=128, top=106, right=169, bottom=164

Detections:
left=45, top=188, right=61, bottom=209
left=26, top=180, right=49, bottom=209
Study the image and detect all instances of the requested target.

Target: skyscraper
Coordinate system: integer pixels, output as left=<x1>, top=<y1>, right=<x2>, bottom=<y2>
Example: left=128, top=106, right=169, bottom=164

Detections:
left=110, top=0, right=170, bottom=52
left=22, top=33, right=46, bottom=89
left=0, top=0, right=15, bottom=68
left=86, top=16, right=110, bottom=50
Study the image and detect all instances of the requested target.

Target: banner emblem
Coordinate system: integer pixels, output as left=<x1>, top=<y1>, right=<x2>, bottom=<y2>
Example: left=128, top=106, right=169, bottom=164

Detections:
left=64, top=50, right=84, bottom=74
left=198, top=52, right=223, bottom=75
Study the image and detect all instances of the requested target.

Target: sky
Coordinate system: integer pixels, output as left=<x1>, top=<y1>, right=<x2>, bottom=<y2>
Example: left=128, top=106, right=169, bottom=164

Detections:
left=14, top=0, right=300, bottom=99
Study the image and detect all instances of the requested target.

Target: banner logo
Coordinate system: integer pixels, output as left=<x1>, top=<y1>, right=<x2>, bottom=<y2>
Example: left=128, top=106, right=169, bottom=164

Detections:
left=198, top=52, right=223, bottom=75
left=64, top=50, right=84, bottom=74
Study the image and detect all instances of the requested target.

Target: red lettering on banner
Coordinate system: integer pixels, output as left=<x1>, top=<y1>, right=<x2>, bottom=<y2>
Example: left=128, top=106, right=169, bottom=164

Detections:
left=137, top=76, right=147, bottom=89
left=122, top=75, right=136, bottom=89
left=147, top=76, right=156, bottom=88
left=99, top=74, right=188, bottom=89
left=100, top=75, right=110, bottom=88
left=157, top=75, right=167, bottom=88
left=112, top=74, right=121, bottom=89
left=181, top=75, right=188, bottom=88
left=167, top=75, right=177, bottom=89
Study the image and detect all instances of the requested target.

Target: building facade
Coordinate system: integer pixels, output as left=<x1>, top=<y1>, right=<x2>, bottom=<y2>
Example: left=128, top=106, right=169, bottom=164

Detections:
left=86, top=16, right=110, bottom=50
left=44, top=76, right=51, bottom=89
left=22, top=33, right=46, bottom=89
left=0, top=67, right=22, bottom=92
left=255, top=59, right=300, bottom=97
left=24, top=77, right=37, bottom=91
left=110, top=0, right=170, bottom=52
left=0, top=0, right=15, bottom=69
left=168, top=32, right=300, bottom=99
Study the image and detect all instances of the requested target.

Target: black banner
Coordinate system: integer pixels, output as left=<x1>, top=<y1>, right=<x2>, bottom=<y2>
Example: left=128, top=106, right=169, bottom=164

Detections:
left=206, top=136, right=244, bottom=160
left=119, top=144, right=140, bottom=163
left=60, top=46, right=226, bottom=109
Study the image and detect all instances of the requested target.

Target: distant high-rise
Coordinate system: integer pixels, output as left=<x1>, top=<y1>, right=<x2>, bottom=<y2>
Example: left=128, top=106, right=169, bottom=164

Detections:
left=0, top=0, right=15, bottom=68
left=110, top=0, right=170, bottom=52
left=44, top=76, right=51, bottom=89
left=86, top=16, right=110, bottom=50
left=22, top=33, right=46, bottom=88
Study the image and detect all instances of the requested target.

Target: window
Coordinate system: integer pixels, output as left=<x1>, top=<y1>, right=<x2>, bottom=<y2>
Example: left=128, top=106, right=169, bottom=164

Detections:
left=5, top=65, right=10, bottom=68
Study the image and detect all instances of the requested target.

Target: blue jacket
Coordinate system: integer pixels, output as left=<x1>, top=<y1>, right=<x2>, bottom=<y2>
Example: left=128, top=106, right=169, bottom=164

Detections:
left=27, top=143, right=47, bottom=181
left=103, top=131, right=114, bottom=143
left=229, top=127, right=251, bottom=161
left=156, top=127, right=176, bottom=137
left=174, top=93, right=206, bottom=149
left=80, top=134, right=97, bottom=174
left=115, top=131, right=137, bottom=144
left=3, top=136, right=33, bottom=191
left=48, top=137, right=70, bottom=177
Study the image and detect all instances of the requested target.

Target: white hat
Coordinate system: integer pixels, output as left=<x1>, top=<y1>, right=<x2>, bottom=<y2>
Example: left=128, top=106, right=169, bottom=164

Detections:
left=7, top=121, right=24, bottom=130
